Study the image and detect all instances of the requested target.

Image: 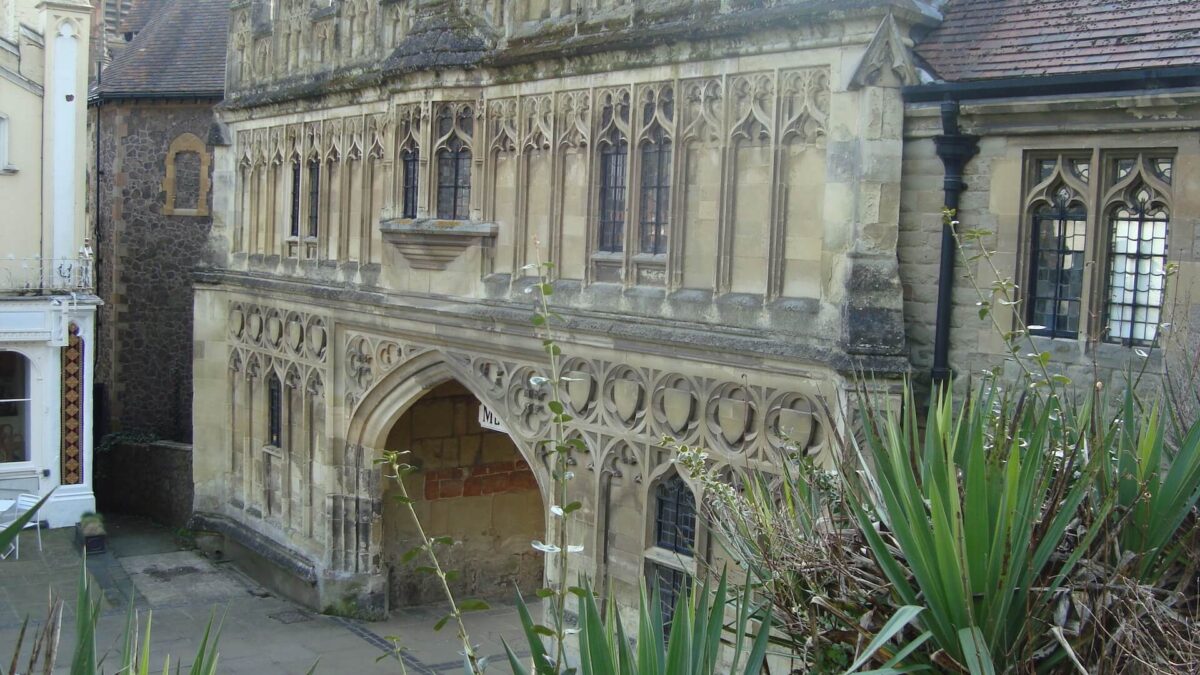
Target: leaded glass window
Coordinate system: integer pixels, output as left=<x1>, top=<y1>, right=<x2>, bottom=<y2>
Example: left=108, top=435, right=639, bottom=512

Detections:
left=435, top=105, right=472, bottom=221
left=1028, top=188, right=1087, bottom=338
left=639, top=129, right=671, bottom=254
left=307, top=161, right=320, bottom=238
left=654, top=474, right=696, bottom=554
left=289, top=161, right=302, bottom=237
left=268, top=375, right=282, bottom=447
left=402, top=147, right=419, bottom=219
left=1106, top=187, right=1169, bottom=346
left=598, top=136, right=628, bottom=253
left=648, top=473, right=696, bottom=629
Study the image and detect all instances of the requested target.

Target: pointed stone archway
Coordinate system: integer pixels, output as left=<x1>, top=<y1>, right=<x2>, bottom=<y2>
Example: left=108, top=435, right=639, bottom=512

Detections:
left=337, top=350, right=549, bottom=615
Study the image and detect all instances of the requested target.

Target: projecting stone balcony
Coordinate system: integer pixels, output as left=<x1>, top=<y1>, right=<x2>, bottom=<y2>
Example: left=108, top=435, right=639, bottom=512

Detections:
left=379, top=218, right=498, bottom=271
left=0, top=256, right=95, bottom=294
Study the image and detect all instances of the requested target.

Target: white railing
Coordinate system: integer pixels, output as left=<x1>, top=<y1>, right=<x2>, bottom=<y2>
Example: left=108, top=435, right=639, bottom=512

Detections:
left=0, top=254, right=94, bottom=293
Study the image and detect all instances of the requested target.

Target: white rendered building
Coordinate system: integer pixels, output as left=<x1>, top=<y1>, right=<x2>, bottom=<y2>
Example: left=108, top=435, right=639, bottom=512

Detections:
left=0, top=0, right=97, bottom=527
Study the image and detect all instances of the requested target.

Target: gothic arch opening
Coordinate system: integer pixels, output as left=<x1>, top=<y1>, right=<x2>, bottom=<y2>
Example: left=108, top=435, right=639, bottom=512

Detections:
left=380, top=379, right=545, bottom=608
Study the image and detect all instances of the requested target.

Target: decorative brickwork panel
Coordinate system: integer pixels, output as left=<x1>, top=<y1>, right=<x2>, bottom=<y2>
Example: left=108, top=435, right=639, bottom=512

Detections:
left=61, top=324, right=84, bottom=485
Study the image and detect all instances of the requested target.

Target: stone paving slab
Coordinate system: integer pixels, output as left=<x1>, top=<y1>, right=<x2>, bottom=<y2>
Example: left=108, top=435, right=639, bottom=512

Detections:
left=0, top=516, right=526, bottom=674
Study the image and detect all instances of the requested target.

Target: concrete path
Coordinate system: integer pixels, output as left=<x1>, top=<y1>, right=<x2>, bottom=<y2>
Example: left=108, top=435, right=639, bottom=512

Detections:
left=0, top=516, right=527, bottom=674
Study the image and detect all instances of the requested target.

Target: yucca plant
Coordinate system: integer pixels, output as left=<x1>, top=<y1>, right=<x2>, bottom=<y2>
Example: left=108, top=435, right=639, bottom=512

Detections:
left=502, top=571, right=771, bottom=675
left=845, top=381, right=1200, bottom=673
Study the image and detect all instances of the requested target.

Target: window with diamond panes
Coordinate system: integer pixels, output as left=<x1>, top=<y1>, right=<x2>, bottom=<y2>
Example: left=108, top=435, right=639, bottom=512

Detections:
left=402, top=148, right=419, bottom=219
left=1028, top=188, right=1087, bottom=338
left=1106, top=186, right=1169, bottom=346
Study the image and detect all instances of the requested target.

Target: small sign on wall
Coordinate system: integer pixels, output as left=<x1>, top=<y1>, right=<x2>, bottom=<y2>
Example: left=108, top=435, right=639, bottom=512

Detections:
left=478, top=404, right=506, bottom=433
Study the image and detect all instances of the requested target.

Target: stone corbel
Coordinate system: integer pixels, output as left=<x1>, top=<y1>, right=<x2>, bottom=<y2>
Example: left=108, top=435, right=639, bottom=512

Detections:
left=379, top=218, right=498, bottom=270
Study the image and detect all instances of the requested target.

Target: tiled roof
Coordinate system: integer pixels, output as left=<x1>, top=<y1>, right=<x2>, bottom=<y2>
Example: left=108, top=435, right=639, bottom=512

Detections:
left=117, top=0, right=164, bottom=37
left=917, top=0, right=1200, bottom=82
left=96, top=0, right=227, bottom=99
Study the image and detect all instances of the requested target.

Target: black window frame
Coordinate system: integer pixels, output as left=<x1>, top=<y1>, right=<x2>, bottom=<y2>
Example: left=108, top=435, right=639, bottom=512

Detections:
left=1027, top=196, right=1087, bottom=339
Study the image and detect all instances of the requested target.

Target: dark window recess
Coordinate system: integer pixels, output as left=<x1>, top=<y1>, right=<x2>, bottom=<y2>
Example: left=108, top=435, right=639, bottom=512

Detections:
left=654, top=473, right=696, bottom=555
left=289, top=162, right=301, bottom=237
left=650, top=563, right=691, bottom=631
left=1028, top=190, right=1086, bottom=339
left=268, top=375, right=282, bottom=447
left=639, top=132, right=671, bottom=254
left=307, top=162, right=320, bottom=238
left=402, top=148, right=419, bottom=219
left=436, top=139, right=470, bottom=220
left=1106, top=188, right=1169, bottom=346
left=598, top=137, right=628, bottom=253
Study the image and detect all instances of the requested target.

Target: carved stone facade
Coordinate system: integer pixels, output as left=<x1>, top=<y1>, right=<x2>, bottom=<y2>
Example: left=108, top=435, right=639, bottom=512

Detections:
left=194, top=0, right=930, bottom=617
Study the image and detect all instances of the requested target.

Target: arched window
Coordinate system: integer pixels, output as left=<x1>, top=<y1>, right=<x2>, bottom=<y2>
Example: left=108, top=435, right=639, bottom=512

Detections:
left=597, top=92, right=630, bottom=253
left=402, top=147, right=420, bottom=219
left=268, top=374, right=283, bottom=447
left=289, top=160, right=302, bottom=238
left=0, top=351, right=31, bottom=464
left=435, top=104, right=472, bottom=220
left=646, top=472, right=696, bottom=627
left=1106, top=185, right=1169, bottom=346
left=162, top=133, right=211, bottom=216
left=1028, top=187, right=1087, bottom=338
left=307, top=159, right=321, bottom=239
left=638, top=87, right=673, bottom=255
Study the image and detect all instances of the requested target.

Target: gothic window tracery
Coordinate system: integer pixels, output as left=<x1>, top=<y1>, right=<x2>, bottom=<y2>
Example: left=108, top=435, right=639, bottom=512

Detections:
left=597, top=90, right=630, bottom=253
left=1021, top=151, right=1174, bottom=346
left=434, top=103, right=474, bottom=221
left=637, top=86, right=674, bottom=255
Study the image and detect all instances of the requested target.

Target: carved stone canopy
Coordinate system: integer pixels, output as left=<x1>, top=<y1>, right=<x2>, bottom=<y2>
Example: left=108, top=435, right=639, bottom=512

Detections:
left=379, top=218, right=498, bottom=270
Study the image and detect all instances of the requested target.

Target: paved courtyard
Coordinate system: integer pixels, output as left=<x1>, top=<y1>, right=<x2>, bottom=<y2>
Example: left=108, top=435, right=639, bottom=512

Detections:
left=0, top=516, right=527, bottom=674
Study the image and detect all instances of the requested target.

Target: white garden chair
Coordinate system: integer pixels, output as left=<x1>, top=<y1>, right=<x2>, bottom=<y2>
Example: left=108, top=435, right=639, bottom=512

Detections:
left=0, top=493, right=43, bottom=560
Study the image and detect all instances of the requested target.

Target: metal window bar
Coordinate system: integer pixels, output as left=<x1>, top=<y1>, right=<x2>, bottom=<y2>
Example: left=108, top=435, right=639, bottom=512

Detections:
left=436, top=140, right=470, bottom=220
left=598, top=139, right=628, bottom=253
left=402, top=148, right=419, bottom=219
left=307, top=162, right=320, bottom=238
left=1106, top=201, right=1169, bottom=346
left=1028, top=204, right=1087, bottom=338
left=268, top=376, right=282, bottom=447
left=639, top=135, right=671, bottom=255
left=289, top=162, right=302, bottom=237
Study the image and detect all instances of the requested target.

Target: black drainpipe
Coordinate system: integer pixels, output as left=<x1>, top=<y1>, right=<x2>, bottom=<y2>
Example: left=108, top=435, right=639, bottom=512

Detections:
left=930, top=100, right=979, bottom=387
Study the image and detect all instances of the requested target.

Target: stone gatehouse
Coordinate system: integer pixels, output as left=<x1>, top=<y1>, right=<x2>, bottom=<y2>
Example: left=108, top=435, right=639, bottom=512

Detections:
left=193, top=0, right=917, bottom=617
left=191, top=0, right=1200, bottom=619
